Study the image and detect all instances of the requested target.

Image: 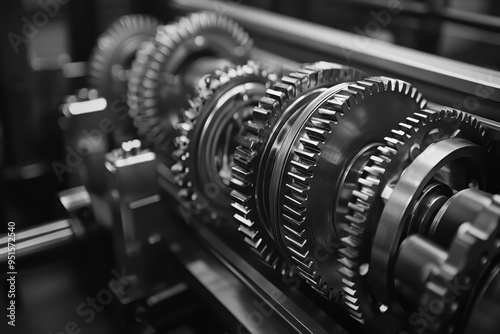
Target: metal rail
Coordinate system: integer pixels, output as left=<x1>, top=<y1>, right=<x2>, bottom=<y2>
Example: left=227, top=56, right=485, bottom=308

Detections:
left=164, top=217, right=353, bottom=334
left=170, top=0, right=500, bottom=107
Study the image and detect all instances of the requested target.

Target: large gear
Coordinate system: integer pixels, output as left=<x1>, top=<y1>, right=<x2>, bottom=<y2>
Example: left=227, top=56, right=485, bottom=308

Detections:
left=88, top=15, right=159, bottom=103
left=171, top=61, right=277, bottom=219
left=258, top=77, right=424, bottom=334
left=88, top=15, right=159, bottom=144
left=230, top=62, right=366, bottom=274
left=128, top=11, right=252, bottom=151
left=337, top=107, right=490, bottom=325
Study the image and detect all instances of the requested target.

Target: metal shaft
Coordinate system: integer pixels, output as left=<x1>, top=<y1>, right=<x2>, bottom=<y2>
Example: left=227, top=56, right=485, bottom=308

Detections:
left=0, top=219, right=75, bottom=263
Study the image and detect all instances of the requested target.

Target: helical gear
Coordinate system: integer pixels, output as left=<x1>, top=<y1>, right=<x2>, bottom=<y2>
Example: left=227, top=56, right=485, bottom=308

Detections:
left=260, top=77, right=425, bottom=334
left=127, top=11, right=252, bottom=150
left=230, top=62, right=366, bottom=274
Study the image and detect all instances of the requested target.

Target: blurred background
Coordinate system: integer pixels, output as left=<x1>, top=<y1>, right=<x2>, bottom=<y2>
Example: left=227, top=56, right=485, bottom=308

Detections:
left=1, top=0, right=500, bottom=333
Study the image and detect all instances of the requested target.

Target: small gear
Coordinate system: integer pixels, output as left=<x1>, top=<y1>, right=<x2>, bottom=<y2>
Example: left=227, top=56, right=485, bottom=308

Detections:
left=338, top=107, right=490, bottom=325
left=171, top=61, right=277, bottom=219
left=128, top=11, right=252, bottom=151
left=88, top=14, right=159, bottom=103
left=230, top=62, right=366, bottom=274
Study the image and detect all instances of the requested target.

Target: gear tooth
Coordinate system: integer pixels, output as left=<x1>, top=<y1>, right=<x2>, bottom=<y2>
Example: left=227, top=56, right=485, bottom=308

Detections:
left=288, top=170, right=310, bottom=183
left=358, top=177, right=374, bottom=188
left=341, top=88, right=362, bottom=103
left=281, top=76, right=300, bottom=95
left=272, top=82, right=293, bottom=100
left=446, top=108, right=458, bottom=119
left=284, top=233, right=307, bottom=250
left=310, top=117, right=332, bottom=131
left=283, top=213, right=305, bottom=227
left=345, top=213, right=365, bottom=225
left=326, top=97, right=346, bottom=114
left=384, top=136, right=401, bottom=147
left=339, top=246, right=358, bottom=259
left=299, top=137, right=322, bottom=151
left=305, top=126, right=326, bottom=141
left=239, top=134, right=263, bottom=151
left=391, top=129, right=406, bottom=141
left=352, top=190, right=371, bottom=203
left=399, top=121, right=414, bottom=133
left=317, top=107, right=339, bottom=123
left=377, top=146, right=396, bottom=159
left=290, top=159, right=315, bottom=174
left=406, top=116, right=420, bottom=127
left=283, top=224, right=305, bottom=238
left=260, top=95, right=280, bottom=111
left=266, top=88, right=288, bottom=106
left=230, top=191, right=250, bottom=208
left=471, top=116, right=478, bottom=127
left=244, top=120, right=265, bottom=136
left=253, top=106, right=273, bottom=122
left=294, top=148, right=316, bottom=162
left=347, top=83, right=367, bottom=94
left=284, top=193, right=305, bottom=208
left=356, top=80, right=376, bottom=93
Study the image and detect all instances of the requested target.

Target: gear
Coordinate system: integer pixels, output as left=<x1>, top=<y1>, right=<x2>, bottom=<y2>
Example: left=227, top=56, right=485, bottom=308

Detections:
left=230, top=62, right=366, bottom=274
left=88, top=15, right=159, bottom=103
left=128, top=11, right=252, bottom=151
left=171, top=61, right=277, bottom=219
left=128, top=40, right=157, bottom=120
left=338, top=108, right=490, bottom=324
left=257, top=77, right=423, bottom=333
left=421, top=189, right=500, bottom=333
left=366, top=107, right=495, bottom=317
left=88, top=15, right=159, bottom=144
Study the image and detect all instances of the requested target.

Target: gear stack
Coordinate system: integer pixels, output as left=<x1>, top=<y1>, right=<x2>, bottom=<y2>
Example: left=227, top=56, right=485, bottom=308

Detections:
left=228, top=68, right=499, bottom=332
left=57, top=9, right=500, bottom=334
left=231, top=62, right=367, bottom=273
